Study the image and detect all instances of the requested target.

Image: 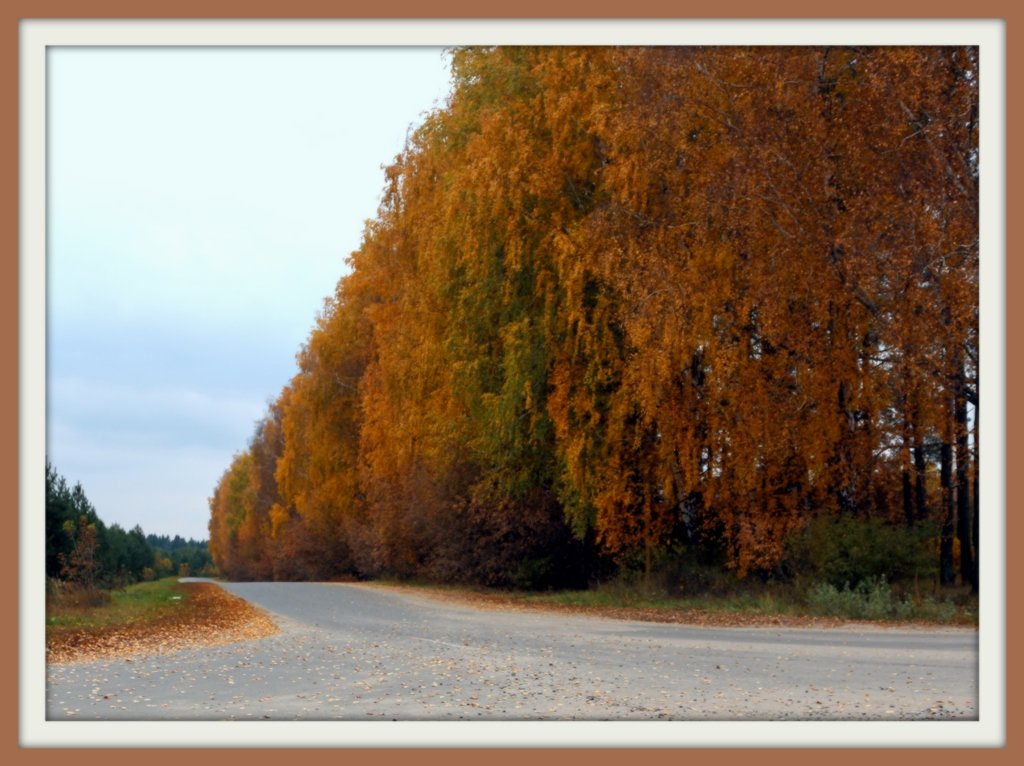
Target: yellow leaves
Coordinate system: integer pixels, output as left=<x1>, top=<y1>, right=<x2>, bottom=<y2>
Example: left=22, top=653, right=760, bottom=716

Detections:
left=268, top=504, right=290, bottom=540
left=204, top=46, right=977, bottom=587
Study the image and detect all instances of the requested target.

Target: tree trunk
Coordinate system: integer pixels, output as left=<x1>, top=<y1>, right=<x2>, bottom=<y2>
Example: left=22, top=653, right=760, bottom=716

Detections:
left=901, top=400, right=915, bottom=526
left=939, top=439, right=956, bottom=587
left=972, top=392, right=980, bottom=592
left=902, top=466, right=914, bottom=526
left=644, top=533, right=652, bottom=590
left=913, top=439, right=929, bottom=523
left=955, top=368, right=976, bottom=591
left=836, top=380, right=857, bottom=516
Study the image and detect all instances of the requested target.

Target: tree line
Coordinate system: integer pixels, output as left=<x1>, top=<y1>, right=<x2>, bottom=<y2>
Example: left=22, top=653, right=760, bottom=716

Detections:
left=47, top=461, right=213, bottom=588
left=208, top=46, right=978, bottom=593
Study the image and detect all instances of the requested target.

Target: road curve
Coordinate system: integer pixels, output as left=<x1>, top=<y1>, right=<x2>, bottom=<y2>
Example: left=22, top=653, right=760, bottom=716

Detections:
left=46, top=579, right=977, bottom=721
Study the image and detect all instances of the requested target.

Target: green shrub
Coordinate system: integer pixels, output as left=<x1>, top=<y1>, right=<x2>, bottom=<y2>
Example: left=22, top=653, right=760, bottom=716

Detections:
left=512, top=555, right=555, bottom=590
left=806, top=576, right=895, bottom=620
left=603, top=543, right=737, bottom=598
left=913, top=595, right=958, bottom=623
left=805, top=575, right=958, bottom=622
left=785, top=516, right=938, bottom=589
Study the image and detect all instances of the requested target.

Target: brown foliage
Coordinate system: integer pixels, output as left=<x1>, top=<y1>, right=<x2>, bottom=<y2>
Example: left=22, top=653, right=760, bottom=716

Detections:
left=208, top=46, right=978, bottom=589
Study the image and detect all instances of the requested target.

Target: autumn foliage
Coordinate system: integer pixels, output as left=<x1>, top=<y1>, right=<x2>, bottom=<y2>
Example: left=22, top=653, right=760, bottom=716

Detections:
left=209, top=47, right=979, bottom=590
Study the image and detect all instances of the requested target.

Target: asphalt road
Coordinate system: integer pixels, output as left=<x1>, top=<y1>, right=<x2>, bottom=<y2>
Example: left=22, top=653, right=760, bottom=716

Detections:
left=45, top=579, right=978, bottom=721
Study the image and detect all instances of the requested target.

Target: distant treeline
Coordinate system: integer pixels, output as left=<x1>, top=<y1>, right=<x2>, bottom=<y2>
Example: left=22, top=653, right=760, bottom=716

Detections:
left=209, top=47, right=978, bottom=592
left=146, top=533, right=209, bottom=555
left=46, top=461, right=214, bottom=588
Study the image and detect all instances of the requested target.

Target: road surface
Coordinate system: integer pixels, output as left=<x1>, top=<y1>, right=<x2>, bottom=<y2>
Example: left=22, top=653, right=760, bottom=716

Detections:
left=46, top=579, right=978, bottom=721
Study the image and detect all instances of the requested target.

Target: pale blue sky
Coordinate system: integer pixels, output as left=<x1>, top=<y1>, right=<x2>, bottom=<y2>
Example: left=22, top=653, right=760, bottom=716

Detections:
left=47, top=47, right=453, bottom=541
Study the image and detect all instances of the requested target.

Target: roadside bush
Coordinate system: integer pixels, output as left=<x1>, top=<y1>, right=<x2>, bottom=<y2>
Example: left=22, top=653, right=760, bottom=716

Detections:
left=784, top=515, right=938, bottom=589
left=512, top=555, right=555, bottom=590
left=46, top=577, right=111, bottom=611
left=806, top=576, right=900, bottom=620
left=912, top=596, right=959, bottom=623
left=422, top=482, right=591, bottom=590
left=660, top=555, right=738, bottom=598
left=805, top=576, right=958, bottom=622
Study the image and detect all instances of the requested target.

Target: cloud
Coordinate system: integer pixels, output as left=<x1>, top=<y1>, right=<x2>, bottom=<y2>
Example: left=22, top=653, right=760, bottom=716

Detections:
left=49, top=376, right=267, bottom=451
left=46, top=429, right=237, bottom=541
left=46, top=376, right=271, bottom=541
left=44, top=46, right=453, bottom=544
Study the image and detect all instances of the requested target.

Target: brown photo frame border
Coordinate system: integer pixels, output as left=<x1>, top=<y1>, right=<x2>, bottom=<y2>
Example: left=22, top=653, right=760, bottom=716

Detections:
left=5, top=1, right=1015, bottom=763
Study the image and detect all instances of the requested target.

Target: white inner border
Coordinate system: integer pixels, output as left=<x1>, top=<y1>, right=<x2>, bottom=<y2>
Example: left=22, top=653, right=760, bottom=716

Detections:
left=20, top=19, right=1006, bottom=749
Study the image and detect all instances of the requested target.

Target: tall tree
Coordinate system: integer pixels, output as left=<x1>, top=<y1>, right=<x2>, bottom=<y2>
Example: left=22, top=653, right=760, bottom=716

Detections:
left=208, top=45, right=978, bottom=590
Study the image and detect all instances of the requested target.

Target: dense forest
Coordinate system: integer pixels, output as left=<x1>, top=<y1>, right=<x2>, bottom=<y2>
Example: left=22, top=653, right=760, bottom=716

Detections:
left=47, top=461, right=213, bottom=587
left=208, top=47, right=978, bottom=594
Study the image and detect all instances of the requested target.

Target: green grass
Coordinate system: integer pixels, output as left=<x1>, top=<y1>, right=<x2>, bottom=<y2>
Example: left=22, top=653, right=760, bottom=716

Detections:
left=520, top=579, right=975, bottom=624
left=46, top=577, right=190, bottom=632
left=514, top=583, right=798, bottom=616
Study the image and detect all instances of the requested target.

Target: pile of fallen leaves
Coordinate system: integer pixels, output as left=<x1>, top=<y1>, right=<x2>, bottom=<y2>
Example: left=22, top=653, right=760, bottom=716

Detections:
left=46, top=582, right=279, bottom=665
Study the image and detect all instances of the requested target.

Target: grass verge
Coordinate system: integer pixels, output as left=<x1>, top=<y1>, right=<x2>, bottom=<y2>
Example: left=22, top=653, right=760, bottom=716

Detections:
left=363, top=577, right=977, bottom=629
left=46, top=578, right=279, bottom=664
left=47, top=577, right=189, bottom=631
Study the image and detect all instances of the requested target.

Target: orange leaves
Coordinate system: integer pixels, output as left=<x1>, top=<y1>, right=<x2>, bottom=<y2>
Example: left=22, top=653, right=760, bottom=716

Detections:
left=541, top=46, right=977, bottom=576
left=208, top=46, right=977, bottom=588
